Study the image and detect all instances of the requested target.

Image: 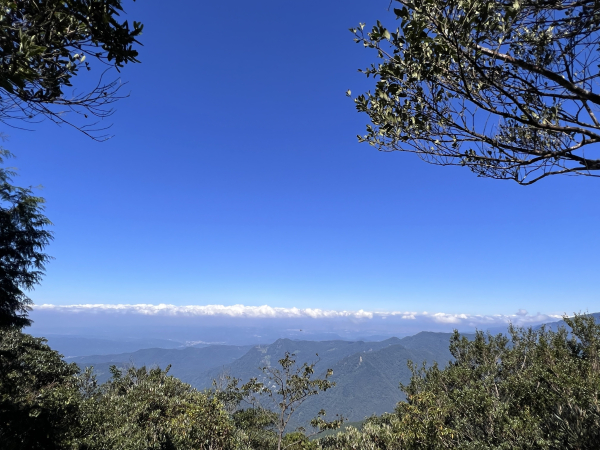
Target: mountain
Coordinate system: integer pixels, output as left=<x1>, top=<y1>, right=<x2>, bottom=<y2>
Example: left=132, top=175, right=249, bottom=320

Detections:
left=67, top=314, right=600, bottom=432
left=534, top=312, right=600, bottom=332
left=292, top=335, right=454, bottom=426
left=191, top=337, right=404, bottom=389
left=190, top=332, right=455, bottom=429
left=43, top=334, right=186, bottom=357
left=70, top=344, right=254, bottom=384
left=71, top=332, right=461, bottom=430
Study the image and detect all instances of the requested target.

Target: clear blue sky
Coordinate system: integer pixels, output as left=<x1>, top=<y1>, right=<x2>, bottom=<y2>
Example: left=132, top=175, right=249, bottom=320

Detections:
left=8, top=0, right=600, bottom=317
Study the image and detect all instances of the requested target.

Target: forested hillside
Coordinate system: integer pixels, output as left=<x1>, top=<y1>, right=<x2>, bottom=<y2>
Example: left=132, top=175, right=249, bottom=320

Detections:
left=299, top=332, right=457, bottom=424
left=73, top=333, right=456, bottom=427
left=195, top=338, right=404, bottom=388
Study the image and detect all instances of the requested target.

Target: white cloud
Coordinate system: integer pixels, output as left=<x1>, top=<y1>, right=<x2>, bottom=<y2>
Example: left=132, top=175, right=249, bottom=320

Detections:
left=34, top=303, right=561, bottom=326
left=35, top=303, right=375, bottom=319
left=29, top=303, right=570, bottom=345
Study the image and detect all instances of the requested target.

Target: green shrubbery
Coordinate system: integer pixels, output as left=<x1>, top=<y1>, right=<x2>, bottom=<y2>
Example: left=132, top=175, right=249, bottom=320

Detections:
left=76, top=366, right=238, bottom=450
left=0, top=328, right=81, bottom=449
left=0, top=330, right=335, bottom=450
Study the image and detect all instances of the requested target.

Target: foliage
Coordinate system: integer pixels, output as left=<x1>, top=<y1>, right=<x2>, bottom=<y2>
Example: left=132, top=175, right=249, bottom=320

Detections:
left=0, top=331, right=245, bottom=450
left=0, top=148, right=52, bottom=328
left=0, top=0, right=143, bottom=139
left=255, top=352, right=342, bottom=450
left=76, top=365, right=238, bottom=450
left=281, top=431, right=319, bottom=450
left=211, top=374, right=279, bottom=450
left=120, top=335, right=453, bottom=428
left=320, top=313, right=600, bottom=449
left=351, top=0, right=600, bottom=184
left=0, top=327, right=81, bottom=449
left=309, top=420, right=366, bottom=441
left=318, top=415, right=403, bottom=450
left=5, top=316, right=600, bottom=450
left=232, top=407, right=279, bottom=450
left=211, top=353, right=343, bottom=450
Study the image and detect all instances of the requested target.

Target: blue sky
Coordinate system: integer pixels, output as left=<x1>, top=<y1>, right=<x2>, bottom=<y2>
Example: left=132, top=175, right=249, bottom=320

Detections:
left=7, top=0, right=600, bottom=322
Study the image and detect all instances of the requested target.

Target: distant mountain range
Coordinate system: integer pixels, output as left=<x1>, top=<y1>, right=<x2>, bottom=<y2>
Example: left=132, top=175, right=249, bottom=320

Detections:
left=67, top=314, right=598, bottom=431
left=45, top=329, right=399, bottom=358
left=70, top=332, right=457, bottom=429
left=533, top=312, right=600, bottom=331
left=69, top=344, right=254, bottom=385
left=44, top=335, right=186, bottom=358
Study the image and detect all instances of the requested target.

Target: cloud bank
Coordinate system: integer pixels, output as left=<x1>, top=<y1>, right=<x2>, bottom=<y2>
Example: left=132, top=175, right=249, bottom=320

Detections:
left=27, top=303, right=569, bottom=346
left=34, top=303, right=561, bottom=327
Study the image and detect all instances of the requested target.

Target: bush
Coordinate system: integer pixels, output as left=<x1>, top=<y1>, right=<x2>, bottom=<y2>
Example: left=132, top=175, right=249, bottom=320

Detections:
left=0, top=328, right=81, bottom=449
left=77, top=365, right=238, bottom=450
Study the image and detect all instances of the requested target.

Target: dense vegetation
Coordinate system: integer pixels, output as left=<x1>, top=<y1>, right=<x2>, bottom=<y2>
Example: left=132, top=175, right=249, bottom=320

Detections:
left=2, top=313, right=600, bottom=449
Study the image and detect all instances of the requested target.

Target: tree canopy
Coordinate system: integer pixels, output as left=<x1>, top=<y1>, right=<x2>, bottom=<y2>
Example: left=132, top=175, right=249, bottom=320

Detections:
left=0, top=328, right=245, bottom=450
left=0, top=0, right=142, bottom=328
left=3, top=315, right=600, bottom=449
left=0, top=148, right=52, bottom=328
left=0, top=328, right=81, bottom=449
left=352, top=0, right=600, bottom=184
left=77, top=365, right=238, bottom=450
left=0, top=0, right=143, bottom=139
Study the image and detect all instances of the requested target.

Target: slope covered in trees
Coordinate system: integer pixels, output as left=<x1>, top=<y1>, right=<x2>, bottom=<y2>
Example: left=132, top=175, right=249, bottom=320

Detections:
left=73, top=333, right=456, bottom=428
left=321, top=314, right=600, bottom=449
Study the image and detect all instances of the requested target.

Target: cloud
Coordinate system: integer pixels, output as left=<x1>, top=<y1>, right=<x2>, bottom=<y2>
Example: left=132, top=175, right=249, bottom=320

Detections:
left=34, top=303, right=560, bottom=326
left=35, top=303, right=376, bottom=319
left=28, top=303, right=567, bottom=346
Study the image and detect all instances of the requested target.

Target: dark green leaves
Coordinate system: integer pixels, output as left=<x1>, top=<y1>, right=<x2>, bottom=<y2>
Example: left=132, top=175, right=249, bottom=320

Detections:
left=0, top=329, right=81, bottom=449
left=0, top=0, right=143, bottom=139
left=0, top=148, right=53, bottom=329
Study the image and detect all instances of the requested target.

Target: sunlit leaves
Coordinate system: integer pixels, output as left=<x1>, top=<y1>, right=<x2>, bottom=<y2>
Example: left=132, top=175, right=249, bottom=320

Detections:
left=351, top=0, right=600, bottom=184
left=77, top=365, right=237, bottom=450
left=0, top=0, right=143, bottom=139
